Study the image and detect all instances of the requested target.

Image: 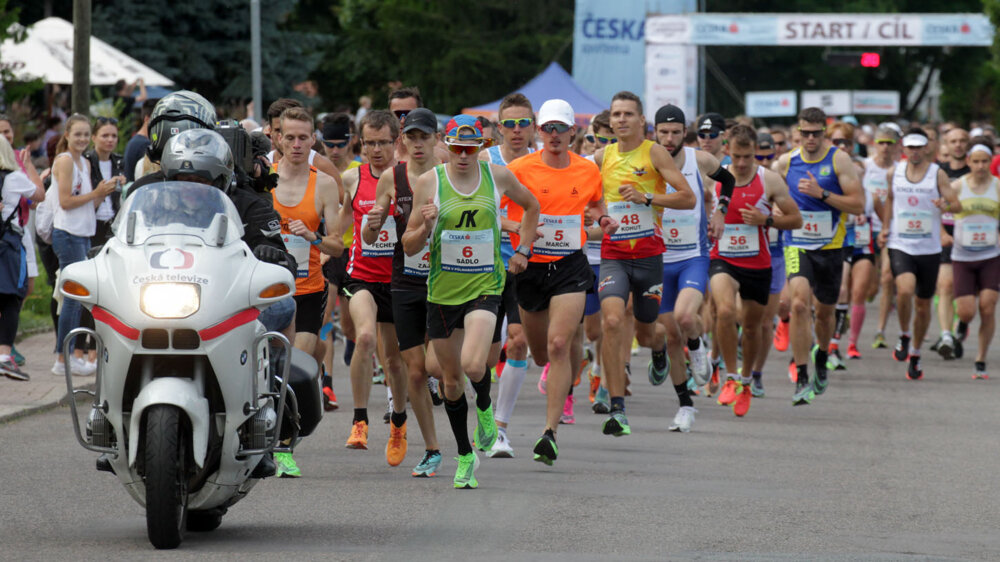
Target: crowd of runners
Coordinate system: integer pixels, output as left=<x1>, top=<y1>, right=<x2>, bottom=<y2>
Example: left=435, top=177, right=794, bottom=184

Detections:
left=20, top=85, right=1000, bottom=490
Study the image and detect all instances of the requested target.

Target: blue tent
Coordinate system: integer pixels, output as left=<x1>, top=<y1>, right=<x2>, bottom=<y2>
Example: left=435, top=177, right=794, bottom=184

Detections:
left=462, top=62, right=607, bottom=125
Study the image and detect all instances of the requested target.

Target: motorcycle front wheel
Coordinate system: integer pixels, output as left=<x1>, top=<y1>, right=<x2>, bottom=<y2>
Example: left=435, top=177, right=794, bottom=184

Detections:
left=144, top=405, right=187, bottom=549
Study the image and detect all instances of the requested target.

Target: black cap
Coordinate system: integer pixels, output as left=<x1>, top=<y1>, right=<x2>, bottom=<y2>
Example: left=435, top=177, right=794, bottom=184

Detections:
left=697, top=112, right=725, bottom=133
left=757, top=132, right=774, bottom=150
left=402, top=108, right=438, bottom=134
left=655, top=104, right=686, bottom=125
left=321, top=121, right=351, bottom=142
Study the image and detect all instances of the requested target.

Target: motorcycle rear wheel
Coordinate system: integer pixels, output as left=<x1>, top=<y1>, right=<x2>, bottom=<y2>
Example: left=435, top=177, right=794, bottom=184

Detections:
left=144, top=405, right=187, bottom=549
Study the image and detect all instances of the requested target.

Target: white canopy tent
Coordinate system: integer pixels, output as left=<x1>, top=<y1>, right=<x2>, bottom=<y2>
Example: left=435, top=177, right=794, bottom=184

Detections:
left=0, top=17, right=173, bottom=86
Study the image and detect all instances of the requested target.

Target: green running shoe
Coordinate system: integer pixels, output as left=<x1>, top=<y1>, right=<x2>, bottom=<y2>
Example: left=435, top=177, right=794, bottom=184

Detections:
left=453, top=451, right=480, bottom=489
left=647, top=354, right=670, bottom=386
left=826, top=348, right=847, bottom=371
left=473, top=403, right=498, bottom=452
left=412, top=450, right=442, bottom=478
left=11, top=345, right=25, bottom=367
left=750, top=375, right=765, bottom=398
left=532, top=433, right=558, bottom=466
left=274, top=452, right=301, bottom=478
left=792, top=380, right=815, bottom=406
left=872, top=332, right=887, bottom=349
left=602, top=410, right=631, bottom=436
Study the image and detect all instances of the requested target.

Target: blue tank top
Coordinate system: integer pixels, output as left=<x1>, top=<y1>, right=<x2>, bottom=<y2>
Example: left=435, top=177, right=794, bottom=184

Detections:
left=783, top=146, right=847, bottom=250
left=488, top=145, right=534, bottom=268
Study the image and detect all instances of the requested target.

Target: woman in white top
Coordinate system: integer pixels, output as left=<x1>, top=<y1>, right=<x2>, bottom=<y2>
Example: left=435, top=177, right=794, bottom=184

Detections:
left=0, top=135, right=46, bottom=380
left=50, top=114, right=115, bottom=376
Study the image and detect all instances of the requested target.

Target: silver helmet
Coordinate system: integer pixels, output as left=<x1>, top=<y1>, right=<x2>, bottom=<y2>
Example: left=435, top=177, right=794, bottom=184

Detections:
left=161, top=129, right=235, bottom=190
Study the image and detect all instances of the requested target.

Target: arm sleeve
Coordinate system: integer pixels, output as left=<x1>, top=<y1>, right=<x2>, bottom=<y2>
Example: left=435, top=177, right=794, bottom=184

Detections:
left=707, top=166, right=735, bottom=201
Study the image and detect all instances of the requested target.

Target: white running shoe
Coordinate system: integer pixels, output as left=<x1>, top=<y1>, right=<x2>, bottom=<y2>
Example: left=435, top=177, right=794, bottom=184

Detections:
left=487, top=431, right=514, bottom=458
left=72, top=357, right=96, bottom=376
left=51, top=360, right=65, bottom=376
left=668, top=405, right=697, bottom=433
left=689, top=340, right=711, bottom=385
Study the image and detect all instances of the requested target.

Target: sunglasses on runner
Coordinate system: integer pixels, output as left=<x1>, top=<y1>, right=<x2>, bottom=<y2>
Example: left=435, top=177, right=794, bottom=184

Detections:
left=393, top=110, right=409, bottom=120
left=754, top=154, right=774, bottom=161
left=698, top=131, right=720, bottom=139
left=444, top=142, right=483, bottom=155
left=500, top=118, right=533, bottom=129
left=539, top=122, right=572, bottom=135
left=875, top=139, right=897, bottom=145
left=798, top=127, right=826, bottom=138
left=595, top=134, right=617, bottom=144
left=323, top=137, right=351, bottom=149
left=832, top=139, right=852, bottom=148
left=774, top=140, right=786, bottom=146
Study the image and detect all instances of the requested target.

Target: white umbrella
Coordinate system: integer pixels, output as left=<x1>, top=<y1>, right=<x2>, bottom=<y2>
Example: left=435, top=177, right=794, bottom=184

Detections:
left=1, top=17, right=174, bottom=86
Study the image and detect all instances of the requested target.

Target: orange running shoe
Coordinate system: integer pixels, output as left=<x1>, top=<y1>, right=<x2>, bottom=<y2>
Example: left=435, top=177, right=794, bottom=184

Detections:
left=847, top=343, right=861, bottom=360
left=707, top=365, right=720, bottom=397
left=732, top=384, right=752, bottom=417
left=788, top=359, right=797, bottom=383
left=346, top=420, right=369, bottom=450
left=717, top=379, right=741, bottom=406
left=323, top=385, right=339, bottom=411
left=589, top=373, right=601, bottom=403
left=773, top=319, right=790, bottom=352
left=386, top=421, right=407, bottom=466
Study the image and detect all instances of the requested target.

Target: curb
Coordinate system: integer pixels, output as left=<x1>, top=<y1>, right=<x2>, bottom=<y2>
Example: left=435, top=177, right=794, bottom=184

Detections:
left=0, top=381, right=96, bottom=425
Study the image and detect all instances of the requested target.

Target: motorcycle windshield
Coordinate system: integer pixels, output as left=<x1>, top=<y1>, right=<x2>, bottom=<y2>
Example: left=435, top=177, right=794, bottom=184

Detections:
left=114, top=182, right=244, bottom=245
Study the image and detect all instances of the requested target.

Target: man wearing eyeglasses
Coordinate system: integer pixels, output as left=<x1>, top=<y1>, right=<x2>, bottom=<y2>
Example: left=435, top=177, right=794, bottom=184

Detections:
left=338, top=110, right=409, bottom=456
left=697, top=113, right=730, bottom=166
left=503, top=99, right=616, bottom=465
left=776, top=107, right=864, bottom=405
left=477, top=93, right=534, bottom=458
left=592, top=91, right=696, bottom=437
left=877, top=128, right=961, bottom=381
left=402, top=115, right=539, bottom=488
left=652, top=103, right=733, bottom=432
left=771, top=128, right=790, bottom=158
left=363, top=108, right=444, bottom=475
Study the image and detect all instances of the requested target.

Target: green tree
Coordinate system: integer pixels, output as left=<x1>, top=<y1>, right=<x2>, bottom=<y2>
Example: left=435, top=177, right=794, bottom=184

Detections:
left=92, top=0, right=329, bottom=108
left=293, top=0, right=574, bottom=114
left=0, top=0, right=45, bottom=108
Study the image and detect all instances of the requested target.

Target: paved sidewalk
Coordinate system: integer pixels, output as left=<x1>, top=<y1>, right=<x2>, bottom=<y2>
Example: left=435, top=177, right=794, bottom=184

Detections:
left=0, top=331, right=95, bottom=422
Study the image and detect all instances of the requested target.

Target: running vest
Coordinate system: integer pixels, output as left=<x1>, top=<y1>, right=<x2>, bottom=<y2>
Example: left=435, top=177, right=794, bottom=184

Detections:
left=600, top=140, right=667, bottom=260
left=887, top=161, right=942, bottom=256
left=662, top=146, right=709, bottom=263
left=506, top=150, right=603, bottom=263
left=427, top=162, right=505, bottom=305
left=784, top=146, right=847, bottom=250
left=862, top=157, right=892, bottom=229
left=952, top=175, right=1000, bottom=262
left=348, top=165, right=394, bottom=283
left=710, top=166, right=771, bottom=269
left=272, top=167, right=324, bottom=295
left=391, top=162, right=430, bottom=290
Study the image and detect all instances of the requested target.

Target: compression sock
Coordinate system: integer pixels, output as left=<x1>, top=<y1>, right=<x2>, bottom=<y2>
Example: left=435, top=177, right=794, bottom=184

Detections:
left=849, top=304, right=866, bottom=346
left=470, top=371, right=492, bottom=411
left=834, top=303, right=849, bottom=340
left=674, top=382, right=693, bottom=408
left=610, top=396, right=625, bottom=412
left=495, top=358, right=527, bottom=425
left=444, top=394, right=472, bottom=456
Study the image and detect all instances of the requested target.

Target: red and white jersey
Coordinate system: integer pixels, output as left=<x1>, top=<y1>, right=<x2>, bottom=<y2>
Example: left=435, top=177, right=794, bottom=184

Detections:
left=710, top=166, right=771, bottom=269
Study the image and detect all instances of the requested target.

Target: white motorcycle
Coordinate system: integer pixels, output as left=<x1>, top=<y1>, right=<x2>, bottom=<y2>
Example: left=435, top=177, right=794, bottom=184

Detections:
left=60, top=181, right=323, bottom=549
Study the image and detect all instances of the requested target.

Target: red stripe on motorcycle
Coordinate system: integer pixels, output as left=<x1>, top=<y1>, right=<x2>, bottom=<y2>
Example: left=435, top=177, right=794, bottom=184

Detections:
left=92, top=306, right=140, bottom=340
left=199, top=309, right=261, bottom=341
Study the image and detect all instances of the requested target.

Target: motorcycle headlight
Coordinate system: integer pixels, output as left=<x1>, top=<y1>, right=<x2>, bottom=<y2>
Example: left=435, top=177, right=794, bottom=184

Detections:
left=140, top=283, right=201, bottom=319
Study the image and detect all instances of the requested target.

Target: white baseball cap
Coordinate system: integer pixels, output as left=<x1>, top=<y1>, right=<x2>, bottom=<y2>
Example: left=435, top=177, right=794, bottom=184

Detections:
left=537, top=99, right=575, bottom=126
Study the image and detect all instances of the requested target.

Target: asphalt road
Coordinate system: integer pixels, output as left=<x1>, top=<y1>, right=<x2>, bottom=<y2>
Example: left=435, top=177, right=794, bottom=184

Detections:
left=1, top=307, right=998, bottom=561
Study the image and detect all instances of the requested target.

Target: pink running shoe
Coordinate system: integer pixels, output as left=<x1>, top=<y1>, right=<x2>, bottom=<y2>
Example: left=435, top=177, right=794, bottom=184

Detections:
left=559, top=394, right=575, bottom=424
left=538, top=363, right=550, bottom=395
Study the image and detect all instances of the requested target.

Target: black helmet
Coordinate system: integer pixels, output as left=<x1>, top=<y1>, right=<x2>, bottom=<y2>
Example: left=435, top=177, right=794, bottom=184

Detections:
left=147, top=90, right=217, bottom=162
left=161, top=129, right=234, bottom=191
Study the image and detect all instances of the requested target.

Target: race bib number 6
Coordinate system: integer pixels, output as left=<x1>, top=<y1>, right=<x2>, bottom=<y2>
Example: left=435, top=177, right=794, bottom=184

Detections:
left=441, top=229, right=494, bottom=273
